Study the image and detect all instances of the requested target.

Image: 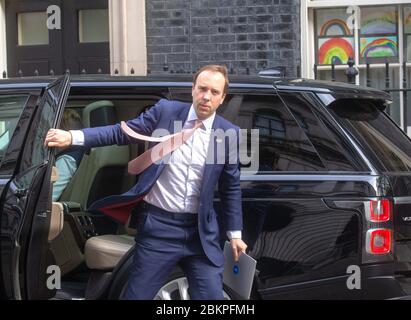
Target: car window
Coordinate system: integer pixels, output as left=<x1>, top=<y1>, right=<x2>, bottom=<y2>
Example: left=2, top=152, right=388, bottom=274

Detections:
left=13, top=97, right=56, bottom=190
left=169, top=89, right=327, bottom=172
left=0, top=95, right=28, bottom=164
left=219, top=93, right=327, bottom=173
left=281, top=92, right=362, bottom=172
left=22, top=98, right=55, bottom=170
left=324, top=96, right=411, bottom=172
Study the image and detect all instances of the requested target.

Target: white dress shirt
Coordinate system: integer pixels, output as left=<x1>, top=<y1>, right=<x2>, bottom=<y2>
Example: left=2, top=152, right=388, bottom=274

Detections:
left=144, top=106, right=212, bottom=214
left=70, top=105, right=241, bottom=239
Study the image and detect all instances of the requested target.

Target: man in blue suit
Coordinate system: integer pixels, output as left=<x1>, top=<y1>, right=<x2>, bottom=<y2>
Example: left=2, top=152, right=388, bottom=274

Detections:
left=45, top=65, right=247, bottom=300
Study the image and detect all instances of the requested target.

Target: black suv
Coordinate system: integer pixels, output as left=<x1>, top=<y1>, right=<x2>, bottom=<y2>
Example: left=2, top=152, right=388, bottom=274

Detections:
left=0, top=74, right=410, bottom=300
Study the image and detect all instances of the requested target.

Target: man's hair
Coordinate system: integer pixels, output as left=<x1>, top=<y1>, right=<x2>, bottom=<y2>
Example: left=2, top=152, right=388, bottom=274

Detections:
left=60, top=109, right=83, bottom=131
left=193, top=64, right=229, bottom=96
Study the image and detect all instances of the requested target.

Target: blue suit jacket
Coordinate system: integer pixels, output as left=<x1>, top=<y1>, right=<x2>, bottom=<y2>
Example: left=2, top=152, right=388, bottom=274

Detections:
left=83, top=99, right=242, bottom=266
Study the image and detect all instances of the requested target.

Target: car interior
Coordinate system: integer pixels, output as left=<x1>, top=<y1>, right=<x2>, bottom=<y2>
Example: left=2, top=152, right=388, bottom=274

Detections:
left=48, top=95, right=167, bottom=299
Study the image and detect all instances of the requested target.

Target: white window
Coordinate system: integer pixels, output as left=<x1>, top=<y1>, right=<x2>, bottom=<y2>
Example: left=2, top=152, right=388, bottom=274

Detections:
left=17, top=11, right=49, bottom=46
left=78, top=9, right=109, bottom=43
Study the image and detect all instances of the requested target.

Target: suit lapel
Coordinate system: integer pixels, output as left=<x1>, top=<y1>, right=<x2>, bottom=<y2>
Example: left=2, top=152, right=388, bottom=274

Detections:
left=167, top=102, right=191, bottom=133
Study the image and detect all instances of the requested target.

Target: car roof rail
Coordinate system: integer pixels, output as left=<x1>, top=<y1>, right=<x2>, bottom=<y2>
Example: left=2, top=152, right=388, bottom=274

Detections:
left=258, top=67, right=286, bottom=78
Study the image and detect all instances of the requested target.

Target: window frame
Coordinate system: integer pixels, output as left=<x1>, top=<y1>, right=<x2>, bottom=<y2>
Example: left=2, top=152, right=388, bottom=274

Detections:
left=17, top=11, right=49, bottom=46
left=301, top=0, right=411, bottom=132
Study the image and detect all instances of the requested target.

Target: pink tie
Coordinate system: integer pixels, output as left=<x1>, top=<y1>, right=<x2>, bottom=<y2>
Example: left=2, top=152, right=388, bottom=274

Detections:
left=120, top=120, right=203, bottom=174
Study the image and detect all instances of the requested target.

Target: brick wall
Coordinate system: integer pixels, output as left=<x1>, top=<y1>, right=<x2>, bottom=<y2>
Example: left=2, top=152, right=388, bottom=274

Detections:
left=146, top=0, right=300, bottom=77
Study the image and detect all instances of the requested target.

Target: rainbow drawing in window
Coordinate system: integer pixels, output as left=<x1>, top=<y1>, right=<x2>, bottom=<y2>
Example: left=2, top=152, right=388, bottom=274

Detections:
left=361, top=6, right=397, bottom=35
left=360, top=36, right=398, bottom=58
left=316, top=9, right=352, bottom=36
left=319, top=19, right=351, bottom=36
left=318, top=37, right=354, bottom=65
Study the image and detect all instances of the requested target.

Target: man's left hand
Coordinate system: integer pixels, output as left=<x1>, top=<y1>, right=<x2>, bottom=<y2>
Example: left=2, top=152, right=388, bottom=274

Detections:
left=230, top=238, right=247, bottom=262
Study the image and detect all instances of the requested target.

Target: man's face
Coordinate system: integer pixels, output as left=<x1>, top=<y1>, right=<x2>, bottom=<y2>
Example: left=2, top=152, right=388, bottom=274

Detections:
left=192, top=70, right=226, bottom=120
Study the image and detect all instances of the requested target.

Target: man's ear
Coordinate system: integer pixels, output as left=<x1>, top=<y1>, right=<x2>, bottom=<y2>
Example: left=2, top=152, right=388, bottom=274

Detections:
left=220, top=94, right=226, bottom=105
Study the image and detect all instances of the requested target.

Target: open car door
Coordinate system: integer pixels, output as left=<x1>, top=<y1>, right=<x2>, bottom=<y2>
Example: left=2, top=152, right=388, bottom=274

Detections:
left=0, top=74, right=70, bottom=299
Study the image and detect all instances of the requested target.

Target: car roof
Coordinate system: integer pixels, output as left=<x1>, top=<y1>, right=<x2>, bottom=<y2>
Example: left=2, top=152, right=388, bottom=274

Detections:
left=0, top=74, right=392, bottom=101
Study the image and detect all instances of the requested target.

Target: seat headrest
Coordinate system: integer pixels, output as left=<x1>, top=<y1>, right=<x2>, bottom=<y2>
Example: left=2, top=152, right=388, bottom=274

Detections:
left=83, top=100, right=117, bottom=127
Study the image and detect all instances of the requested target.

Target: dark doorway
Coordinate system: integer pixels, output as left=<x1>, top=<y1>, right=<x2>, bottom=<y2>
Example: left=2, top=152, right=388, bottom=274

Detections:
left=6, top=0, right=109, bottom=77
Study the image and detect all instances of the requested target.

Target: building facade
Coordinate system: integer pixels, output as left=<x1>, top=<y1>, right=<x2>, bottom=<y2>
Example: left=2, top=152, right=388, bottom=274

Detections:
left=145, top=0, right=301, bottom=76
left=0, top=0, right=301, bottom=77
left=1, top=0, right=411, bottom=133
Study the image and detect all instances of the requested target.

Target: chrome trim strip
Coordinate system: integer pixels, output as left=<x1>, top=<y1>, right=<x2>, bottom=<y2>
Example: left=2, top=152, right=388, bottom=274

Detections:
left=0, top=83, right=48, bottom=89
left=394, top=197, right=411, bottom=204
left=240, top=174, right=377, bottom=182
left=0, top=82, right=276, bottom=90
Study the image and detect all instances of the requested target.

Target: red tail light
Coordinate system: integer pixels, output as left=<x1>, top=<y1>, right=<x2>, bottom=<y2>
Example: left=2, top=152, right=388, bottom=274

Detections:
left=366, top=229, right=391, bottom=254
left=368, top=200, right=391, bottom=222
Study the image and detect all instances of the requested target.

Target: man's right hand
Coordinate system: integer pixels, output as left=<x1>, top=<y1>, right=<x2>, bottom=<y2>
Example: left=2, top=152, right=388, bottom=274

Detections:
left=44, top=129, right=72, bottom=148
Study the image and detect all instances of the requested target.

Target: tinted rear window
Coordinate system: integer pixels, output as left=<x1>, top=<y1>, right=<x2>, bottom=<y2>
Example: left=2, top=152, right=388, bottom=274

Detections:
left=281, top=92, right=364, bottom=172
left=324, top=97, right=411, bottom=172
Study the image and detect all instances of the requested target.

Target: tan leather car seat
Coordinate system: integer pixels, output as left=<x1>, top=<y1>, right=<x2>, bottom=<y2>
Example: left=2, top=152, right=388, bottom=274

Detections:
left=84, top=234, right=134, bottom=270
left=84, top=211, right=136, bottom=270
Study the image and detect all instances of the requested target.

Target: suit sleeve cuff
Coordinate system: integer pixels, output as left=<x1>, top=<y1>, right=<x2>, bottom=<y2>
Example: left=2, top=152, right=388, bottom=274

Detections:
left=226, top=230, right=242, bottom=240
left=70, top=130, right=85, bottom=146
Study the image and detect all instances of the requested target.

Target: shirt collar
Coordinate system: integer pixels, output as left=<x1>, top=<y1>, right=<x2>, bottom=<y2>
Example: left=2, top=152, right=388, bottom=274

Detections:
left=186, top=104, right=215, bottom=131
